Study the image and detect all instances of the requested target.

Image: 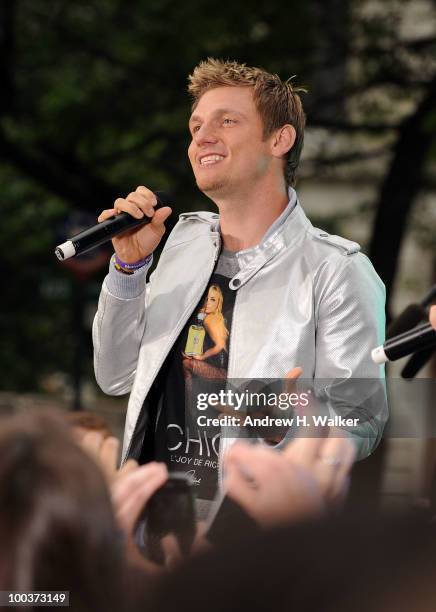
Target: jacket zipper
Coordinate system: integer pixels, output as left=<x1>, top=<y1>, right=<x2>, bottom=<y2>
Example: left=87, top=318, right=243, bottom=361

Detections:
left=217, top=281, right=239, bottom=490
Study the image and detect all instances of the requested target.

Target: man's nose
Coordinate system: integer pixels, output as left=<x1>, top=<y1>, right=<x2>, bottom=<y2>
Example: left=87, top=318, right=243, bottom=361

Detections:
left=193, top=122, right=218, bottom=145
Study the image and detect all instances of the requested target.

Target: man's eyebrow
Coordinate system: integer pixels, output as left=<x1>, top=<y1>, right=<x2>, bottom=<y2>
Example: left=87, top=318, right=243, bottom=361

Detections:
left=189, top=109, right=247, bottom=124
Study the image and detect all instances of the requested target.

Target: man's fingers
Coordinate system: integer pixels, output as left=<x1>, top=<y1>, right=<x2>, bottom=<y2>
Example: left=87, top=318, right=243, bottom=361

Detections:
left=112, top=462, right=167, bottom=502
left=430, top=305, right=436, bottom=330
left=117, top=458, right=138, bottom=479
left=226, top=442, right=280, bottom=482
left=331, top=438, right=356, bottom=496
left=117, top=473, right=165, bottom=522
left=117, top=471, right=168, bottom=532
left=111, top=462, right=167, bottom=506
left=225, top=441, right=260, bottom=466
left=282, top=437, right=324, bottom=468
left=81, top=431, right=104, bottom=462
left=225, top=466, right=258, bottom=515
left=108, top=193, right=155, bottom=220
left=286, top=366, right=303, bottom=379
left=319, top=436, right=356, bottom=470
left=284, top=366, right=303, bottom=395
left=99, top=436, right=120, bottom=482
left=161, top=533, right=183, bottom=569
left=284, top=436, right=355, bottom=505
left=98, top=208, right=118, bottom=222
left=135, top=185, right=157, bottom=203
left=126, top=192, right=155, bottom=216
left=114, top=464, right=168, bottom=534
left=114, top=196, right=145, bottom=219
left=315, top=437, right=356, bottom=502
left=97, top=188, right=171, bottom=231
left=151, top=206, right=172, bottom=227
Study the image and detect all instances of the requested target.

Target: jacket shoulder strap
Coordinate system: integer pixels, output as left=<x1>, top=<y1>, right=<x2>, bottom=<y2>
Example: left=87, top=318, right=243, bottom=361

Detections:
left=307, top=226, right=361, bottom=255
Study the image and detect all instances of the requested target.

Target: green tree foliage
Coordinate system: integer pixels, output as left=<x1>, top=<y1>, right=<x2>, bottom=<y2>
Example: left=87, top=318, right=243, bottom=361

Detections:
left=0, top=0, right=435, bottom=391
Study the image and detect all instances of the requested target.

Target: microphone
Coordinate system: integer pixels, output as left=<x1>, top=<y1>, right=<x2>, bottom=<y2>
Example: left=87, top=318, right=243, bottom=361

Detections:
left=55, top=191, right=171, bottom=260
left=384, top=286, right=436, bottom=376
left=372, top=322, right=436, bottom=364
left=386, top=285, right=436, bottom=339
left=386, top=303, right=427, bottom=339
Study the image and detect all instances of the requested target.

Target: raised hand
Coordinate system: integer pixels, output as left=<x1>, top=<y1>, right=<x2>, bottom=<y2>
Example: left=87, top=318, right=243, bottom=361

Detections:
left=97, top=185, right=172, bottom=263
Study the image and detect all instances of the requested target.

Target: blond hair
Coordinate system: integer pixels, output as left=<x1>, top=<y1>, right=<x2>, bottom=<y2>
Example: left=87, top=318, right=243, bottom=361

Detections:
left=188, top=58, right=306, bottom=187
left=203, top=285, right=229, bottom=344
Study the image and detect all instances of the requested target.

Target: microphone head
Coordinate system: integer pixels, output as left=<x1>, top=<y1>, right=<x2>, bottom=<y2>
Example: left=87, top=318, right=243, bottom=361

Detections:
left=371, top=346, right=388, bottom=365
left=387, top=303, right=426, bottom=339
left=54, top=240, right=76, bottom=261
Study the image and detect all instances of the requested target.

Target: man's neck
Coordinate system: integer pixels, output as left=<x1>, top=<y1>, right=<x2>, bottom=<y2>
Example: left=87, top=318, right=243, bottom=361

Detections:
left=213, top=183, right=290, bottom=252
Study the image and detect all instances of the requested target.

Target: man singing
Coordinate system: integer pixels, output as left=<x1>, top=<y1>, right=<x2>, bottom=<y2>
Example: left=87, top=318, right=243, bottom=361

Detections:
left=93, top=59, right=386, bottom=519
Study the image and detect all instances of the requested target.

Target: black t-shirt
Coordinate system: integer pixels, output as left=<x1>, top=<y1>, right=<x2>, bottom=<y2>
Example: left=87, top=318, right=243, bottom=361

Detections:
left=139, top=250, right=239, bottom=502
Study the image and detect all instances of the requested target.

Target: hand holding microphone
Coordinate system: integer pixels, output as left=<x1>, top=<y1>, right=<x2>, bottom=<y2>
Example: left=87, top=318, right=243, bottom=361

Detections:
left=55, top=186, right=172, bottom=261
left=99, top=186, right=172, bottom=263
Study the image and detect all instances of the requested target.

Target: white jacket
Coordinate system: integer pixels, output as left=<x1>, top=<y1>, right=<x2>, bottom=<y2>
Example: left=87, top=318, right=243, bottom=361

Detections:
left=93, top=198, right=387, bottom=464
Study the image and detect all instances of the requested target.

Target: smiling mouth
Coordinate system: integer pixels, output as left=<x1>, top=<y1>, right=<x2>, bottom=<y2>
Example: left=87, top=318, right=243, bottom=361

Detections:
left=199, top=155, right=225, bottom=166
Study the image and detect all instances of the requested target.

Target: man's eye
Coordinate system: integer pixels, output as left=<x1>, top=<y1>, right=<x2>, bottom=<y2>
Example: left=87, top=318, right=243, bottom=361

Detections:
left=191, top=125, right=201, bottom=133
left=223, top=118, right=235, bottom=125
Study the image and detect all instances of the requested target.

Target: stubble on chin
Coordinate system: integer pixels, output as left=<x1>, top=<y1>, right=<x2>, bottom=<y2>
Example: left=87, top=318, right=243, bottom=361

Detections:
left=196, top=177, right=228, bottom=196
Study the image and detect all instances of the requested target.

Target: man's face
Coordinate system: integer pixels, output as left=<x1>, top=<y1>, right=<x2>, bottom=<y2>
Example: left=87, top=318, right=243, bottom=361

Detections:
left=188, top=86, right=273, bottom=198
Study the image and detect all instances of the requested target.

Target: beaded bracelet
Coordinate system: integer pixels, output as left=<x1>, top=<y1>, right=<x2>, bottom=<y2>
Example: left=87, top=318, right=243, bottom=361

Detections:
left=114, top=253, right=152, bottom=275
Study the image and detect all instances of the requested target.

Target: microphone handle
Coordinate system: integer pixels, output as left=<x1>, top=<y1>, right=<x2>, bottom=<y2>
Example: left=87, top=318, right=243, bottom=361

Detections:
left=385, top=324, right=436, bottom=362
left=385, top=321, right=430, bottom=344
left=66, top=212, right=152, bottom=257
left=386, top=303, right=426, bottom=339
left=55, top=192, right=168, bottom=260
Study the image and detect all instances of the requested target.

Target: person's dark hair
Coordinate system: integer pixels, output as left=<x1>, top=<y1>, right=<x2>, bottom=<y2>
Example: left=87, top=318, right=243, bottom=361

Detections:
left=64, top=410, right=113, bottom=438
left=0, top=411, right=124, bottom=611
left=150, top=515, right=436, bottom=612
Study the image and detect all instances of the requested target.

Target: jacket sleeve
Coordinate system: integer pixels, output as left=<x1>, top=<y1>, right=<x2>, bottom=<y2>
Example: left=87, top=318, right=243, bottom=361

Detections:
left=314, top=252, right=388, bottom=459
left=92, top=256, right=153, bottom=396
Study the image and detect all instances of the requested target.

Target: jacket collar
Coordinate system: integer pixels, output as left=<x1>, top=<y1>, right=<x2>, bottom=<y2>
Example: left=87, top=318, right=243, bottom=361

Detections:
left=211, top=188, right=312, bottom=290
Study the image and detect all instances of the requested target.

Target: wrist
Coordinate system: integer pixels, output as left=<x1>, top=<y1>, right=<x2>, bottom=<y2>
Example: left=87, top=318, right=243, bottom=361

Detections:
left=113, top=253, right=152, bottom=275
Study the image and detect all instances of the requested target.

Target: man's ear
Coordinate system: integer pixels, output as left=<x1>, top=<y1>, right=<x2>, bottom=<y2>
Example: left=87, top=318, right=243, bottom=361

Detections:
left=271, top=124, right=296, bottom=158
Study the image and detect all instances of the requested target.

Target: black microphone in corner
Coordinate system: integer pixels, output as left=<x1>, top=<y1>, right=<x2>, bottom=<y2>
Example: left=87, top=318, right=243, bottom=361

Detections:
left=386, top=285, right=436, bottom=339
left=386, top=303, right=427, bottom=339
left=372, top=322, right=436, bottom=364
left=385, top=285, right=436, bottom=376
left=54, top=191, right=171, bottom=260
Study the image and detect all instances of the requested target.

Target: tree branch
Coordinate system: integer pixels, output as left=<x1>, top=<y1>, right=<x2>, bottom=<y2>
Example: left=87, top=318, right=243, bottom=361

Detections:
left=368, top=74, right=436, bottom=314
left=303, top=146, right=390, bottom=168
left=0, top=128, right=119, bottom=212
left=308, top=117, right=398, bottom=133
left=0, top=0, right=16, bottom=116
left=309, top=75, right=430, bottom=112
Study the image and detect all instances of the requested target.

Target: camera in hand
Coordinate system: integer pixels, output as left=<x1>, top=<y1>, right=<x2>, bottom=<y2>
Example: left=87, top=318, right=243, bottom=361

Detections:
left=142, top=473, right=196, bottom=565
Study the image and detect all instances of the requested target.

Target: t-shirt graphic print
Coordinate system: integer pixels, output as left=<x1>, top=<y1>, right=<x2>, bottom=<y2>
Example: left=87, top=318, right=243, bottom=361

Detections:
left=153, top=271, right=237, bottom=501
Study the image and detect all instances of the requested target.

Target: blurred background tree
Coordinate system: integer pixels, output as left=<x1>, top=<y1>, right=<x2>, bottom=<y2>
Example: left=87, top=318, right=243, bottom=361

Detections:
left=0, top=0, right=435, bottom=395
